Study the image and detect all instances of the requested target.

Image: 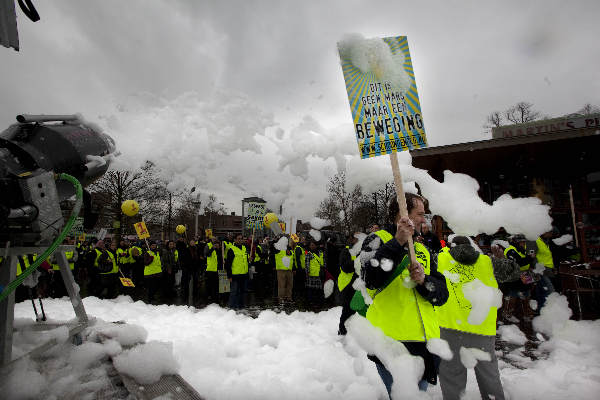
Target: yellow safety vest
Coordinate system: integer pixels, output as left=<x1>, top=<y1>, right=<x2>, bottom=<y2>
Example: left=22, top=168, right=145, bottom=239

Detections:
left=144, top=250, right=162, bottom=276
left=129, top=246, right=142, bottom=261
left=504, top=245, right=529, bottom=271
left=535, top=238, right=554, bottom=269
left=17, top=256, right=25, bottom=276
left=230, top=244, right=249, bottom=275
left=308, top=251, right=323, bottom=277
left=294, top=245, right=306, bottom=270
left=366, top=230, right=440, bottom=342
left=52, top=251, right=75, bottom=271
left=116, top=248, right=132, bottom=265
left=436, top=251, right=498, bottom=336
left=254, top=245, right=262, bottom=263
left=275, top=250, right=292, bottom=270
left=94, top=249, right=119, bottom=274
left=338, top=246, right=356, bottom=292
left=206, top=242, right=218, bottom=272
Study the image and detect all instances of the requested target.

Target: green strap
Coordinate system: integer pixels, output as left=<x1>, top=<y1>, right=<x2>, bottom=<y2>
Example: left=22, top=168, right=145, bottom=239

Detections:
left=350, top=255, right=410, bottom=315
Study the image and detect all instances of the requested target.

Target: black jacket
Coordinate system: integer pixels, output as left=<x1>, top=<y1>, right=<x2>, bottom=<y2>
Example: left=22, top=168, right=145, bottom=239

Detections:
left=362, top=226, right=449, bottom=385
left=363, top=226, right=449, bottom=307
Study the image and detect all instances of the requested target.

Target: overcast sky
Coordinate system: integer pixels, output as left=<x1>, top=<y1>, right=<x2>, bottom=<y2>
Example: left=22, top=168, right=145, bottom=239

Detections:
left=2, top=0, right=599, bottom=219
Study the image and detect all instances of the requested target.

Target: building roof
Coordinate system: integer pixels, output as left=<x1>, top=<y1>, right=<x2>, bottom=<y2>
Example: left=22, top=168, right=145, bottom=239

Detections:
left=410, top=126, right=600, bottom=181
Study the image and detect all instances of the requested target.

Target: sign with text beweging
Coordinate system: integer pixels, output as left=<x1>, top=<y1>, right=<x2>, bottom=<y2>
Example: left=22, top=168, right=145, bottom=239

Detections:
left=338, top=35, right=428, bottom=159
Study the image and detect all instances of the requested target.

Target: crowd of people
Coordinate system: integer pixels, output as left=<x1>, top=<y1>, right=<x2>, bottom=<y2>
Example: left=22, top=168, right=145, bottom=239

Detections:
left=6, top=192, right=581, bottom=400
left=10, top=231, right=347, bottom=313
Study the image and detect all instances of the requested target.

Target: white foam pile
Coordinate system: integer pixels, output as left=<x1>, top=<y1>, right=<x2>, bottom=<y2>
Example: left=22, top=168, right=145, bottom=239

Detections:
left=459, top=347, right=491, bottom=369
left=498, top=324, right=528, bottom=346
left=2, top=317, right=155, bottom=399
left=398, top=164, right=553, bottom=239
left=461, top=278, right=502, bottom=325
left=323, top=279, right=335, bottom=298
left=344, top=149, right=552, bottom=240
left=338, top=33, right=412, bottom=94
left=501, top=294, right=600, bottom=399
left=552, top=234, right=573, bottom=246
left=309, top=229, right=322, bottom=241
left=491, top=240, right=510, bottom=249
left=5, top=295, right=600, bottom=399
left=113, top=341, right=179, bottom=384
left=345, top=315, right=424, bottom=400
left=426, top=338, right=453, bottom=361
left=274, top=236, right=288, bottom=251
left=96, top=91, right=358, bottom=220
left=310, top=217, right=331, bottom=230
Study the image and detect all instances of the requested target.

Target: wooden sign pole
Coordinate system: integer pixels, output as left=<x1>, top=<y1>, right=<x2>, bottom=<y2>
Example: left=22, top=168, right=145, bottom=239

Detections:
left=249, top=227, right=255, bottom=261
left=389, top=152, right=417, bottom=264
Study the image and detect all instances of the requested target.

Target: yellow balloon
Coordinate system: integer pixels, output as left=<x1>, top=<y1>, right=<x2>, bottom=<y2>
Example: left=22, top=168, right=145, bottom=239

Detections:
left=263, top=213, right=278, bottom=228
left=121, top=200, right=139, bottom=217
left=176, top=225, right=186, bottom=234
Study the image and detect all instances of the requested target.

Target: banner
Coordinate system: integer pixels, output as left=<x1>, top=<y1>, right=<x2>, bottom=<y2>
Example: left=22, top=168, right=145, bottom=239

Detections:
left=205, top=228, right=213, bottom=239
left=245, top=202, right=266, bottom=230
left=338, top=36, right=428, bottom=159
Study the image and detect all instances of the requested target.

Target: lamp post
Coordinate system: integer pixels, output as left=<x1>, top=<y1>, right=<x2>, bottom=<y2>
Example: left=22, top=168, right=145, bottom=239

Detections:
left=190, top=187, right=201, bottom=240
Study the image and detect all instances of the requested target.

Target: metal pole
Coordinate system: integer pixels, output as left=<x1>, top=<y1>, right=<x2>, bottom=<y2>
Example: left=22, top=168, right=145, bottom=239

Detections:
left=569, top=184, right=579, bottom=248
left=0, top=256, right=17, bottom=365
left=55, top=251, right=88, bottom=324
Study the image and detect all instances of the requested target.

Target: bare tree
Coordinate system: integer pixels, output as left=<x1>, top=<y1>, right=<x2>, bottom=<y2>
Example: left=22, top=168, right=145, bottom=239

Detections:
left=89, top=170, right=144, bottom=241
left=317, top=172, right=363, bottom=235
left=577, top=103, right=600, bottom=115
left=203, top=194, right=226, bottom=216
left=505, top=101, right=541, bottom=124
left=483, top=111, right=503, bottom=134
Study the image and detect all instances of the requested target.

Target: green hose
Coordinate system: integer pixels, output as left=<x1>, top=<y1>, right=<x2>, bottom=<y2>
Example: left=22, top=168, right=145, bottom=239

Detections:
left=0, top=173, right=83, bottom=303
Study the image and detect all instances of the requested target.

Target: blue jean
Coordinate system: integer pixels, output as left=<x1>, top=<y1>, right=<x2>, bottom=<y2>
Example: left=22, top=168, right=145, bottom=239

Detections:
left=375, top=358, right=428, bottom=398
left=534, top=275, right=555, bottom=310
left=228, top=274, right=248, bottom=309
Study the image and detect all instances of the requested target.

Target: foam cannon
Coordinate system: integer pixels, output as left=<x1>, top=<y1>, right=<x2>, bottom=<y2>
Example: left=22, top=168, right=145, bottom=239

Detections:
left=0, top=114, right=117, bottom=245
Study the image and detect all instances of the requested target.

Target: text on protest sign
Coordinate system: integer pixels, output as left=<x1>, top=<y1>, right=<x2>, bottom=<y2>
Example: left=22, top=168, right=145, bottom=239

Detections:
left=134, top=222, right=150, bottom=239
left=246, top=202, right=266, bottom=229
left=338, top=36, right=428, bottom=159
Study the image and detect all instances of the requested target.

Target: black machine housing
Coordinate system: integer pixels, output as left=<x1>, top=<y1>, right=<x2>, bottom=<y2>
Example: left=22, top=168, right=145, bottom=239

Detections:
left=0, top=115, right=116, bottom=245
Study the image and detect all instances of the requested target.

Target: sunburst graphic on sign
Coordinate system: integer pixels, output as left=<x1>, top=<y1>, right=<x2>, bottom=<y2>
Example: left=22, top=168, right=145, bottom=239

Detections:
left=338, top=35, right=428, bottom=159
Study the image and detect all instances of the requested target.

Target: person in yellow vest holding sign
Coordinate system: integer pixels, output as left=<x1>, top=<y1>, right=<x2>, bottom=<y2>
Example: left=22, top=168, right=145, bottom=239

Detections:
left=363, top=193, right=449, bottom=395
left=436, top=236, right=505, bottom=400
left=224, top=234, right=249, bottom=310
left=144, top=241, right=163, bottom=304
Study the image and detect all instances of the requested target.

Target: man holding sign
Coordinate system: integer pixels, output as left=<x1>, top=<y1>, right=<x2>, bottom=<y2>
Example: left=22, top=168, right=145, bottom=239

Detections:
left=362, top=194, right=448, bottom=394
left=339, top=35, right=447, bottom=395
